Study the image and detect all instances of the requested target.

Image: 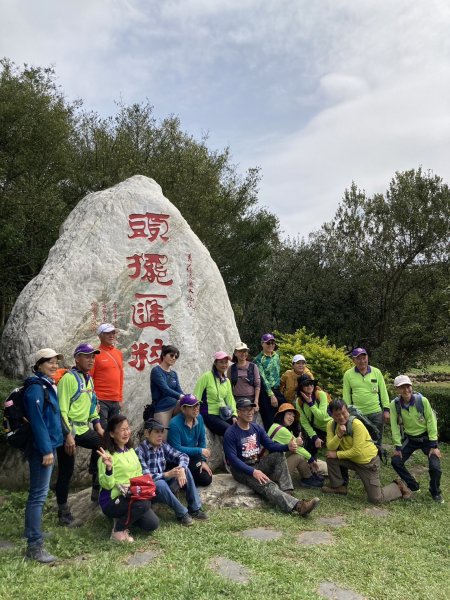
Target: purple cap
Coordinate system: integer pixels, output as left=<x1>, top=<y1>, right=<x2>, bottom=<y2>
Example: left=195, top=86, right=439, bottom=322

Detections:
left=74, top=343, right=100, bottom=356
left=261, top=333, right=275, bottom=343
left=179, top=394, right=200, bottom=407
left=351, top=347, right=368, bottom=357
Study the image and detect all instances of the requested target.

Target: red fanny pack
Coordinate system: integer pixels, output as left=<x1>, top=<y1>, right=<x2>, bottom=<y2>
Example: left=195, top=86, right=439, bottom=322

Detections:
left=125, top=474, right=156, bottom=526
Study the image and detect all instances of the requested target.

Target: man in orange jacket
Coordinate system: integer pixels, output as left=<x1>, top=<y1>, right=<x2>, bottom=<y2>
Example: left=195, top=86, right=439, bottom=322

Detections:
left=90, top=323, right=124, bottom=429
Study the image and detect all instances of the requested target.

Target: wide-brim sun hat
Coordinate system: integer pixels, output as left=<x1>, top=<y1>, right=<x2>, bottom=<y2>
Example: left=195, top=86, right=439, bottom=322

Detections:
left=275, top=403, right=300, bottom=421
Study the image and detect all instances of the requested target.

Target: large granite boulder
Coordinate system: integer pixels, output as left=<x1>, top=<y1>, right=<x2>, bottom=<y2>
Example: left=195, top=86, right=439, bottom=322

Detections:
left=0, top=175, right=240, bottom=487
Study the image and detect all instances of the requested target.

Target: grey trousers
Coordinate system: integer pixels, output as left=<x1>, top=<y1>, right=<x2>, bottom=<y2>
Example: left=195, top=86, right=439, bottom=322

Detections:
left=230, top=453, right=298, bottom=513
left=327, top=455, right=402, bottom=504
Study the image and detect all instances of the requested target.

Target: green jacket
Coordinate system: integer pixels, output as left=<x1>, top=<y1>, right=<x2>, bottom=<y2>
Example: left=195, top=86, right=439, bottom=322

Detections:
left=57, top=370, right=99, bottom=436
left=267, top=423, right=311, bottom=461
left=254, top=352, right=281, bottom=396
left=194, top=370, right=237, bottom=417
left=342, top=366, right=389, bottom=415
left=98, top=448, right=143, bottom=500
left=389, top=395, right=438, bottom=449
left=297, top=390, right=332, bottom=438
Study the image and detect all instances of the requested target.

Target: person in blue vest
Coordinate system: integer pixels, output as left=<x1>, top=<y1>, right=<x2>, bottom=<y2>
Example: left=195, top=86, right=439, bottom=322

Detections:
left=168, top=394, right=213, bottom=486
left=390, top=375, right=443, bottom=504
left=23, top=348, right=64, bottom=563
left=227, top=342, right=261, bottom=417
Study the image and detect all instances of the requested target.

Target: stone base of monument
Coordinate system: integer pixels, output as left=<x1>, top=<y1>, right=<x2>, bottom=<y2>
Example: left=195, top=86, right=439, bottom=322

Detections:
left=68, top=473, right=263, bottom=525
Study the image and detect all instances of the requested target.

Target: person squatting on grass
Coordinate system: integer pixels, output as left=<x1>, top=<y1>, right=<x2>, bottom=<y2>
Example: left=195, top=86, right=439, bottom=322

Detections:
left=390, top=375, right=444, bottom=504
left=23, top=348, right=64, bottom=564
left=136, top=418, right=208, bottom=526
left=97, top=415, right=159, bottom=542
left=167, top=394, right=213, bottom=487
left=223, top=397, right=320, bottom=517
left=295, top=374, right=332, bottom=460
left=267, top=403, right=325, bottom=489
left=55, top=343, right=104, bottom=525
left=322, top=399, right=411, bottom=503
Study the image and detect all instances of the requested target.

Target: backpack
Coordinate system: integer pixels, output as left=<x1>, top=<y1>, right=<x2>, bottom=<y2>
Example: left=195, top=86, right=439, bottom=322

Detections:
left=229, top=362, right=256, bottom=387
left=393, top=393, right=428, bottom=441
left=2, top=381, right=51, bottom=451
left=125, top=474, right=156, bottom=526
left=333, top=405, right=387, bottom=464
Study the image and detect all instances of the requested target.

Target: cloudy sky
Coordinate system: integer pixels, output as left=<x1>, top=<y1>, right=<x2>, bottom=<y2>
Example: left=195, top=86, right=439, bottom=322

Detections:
left=2, top=0, right=450, bottom=238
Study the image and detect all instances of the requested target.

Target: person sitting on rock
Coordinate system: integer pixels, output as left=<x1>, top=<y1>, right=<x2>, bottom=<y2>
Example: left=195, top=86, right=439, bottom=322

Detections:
left=97, top=415, right=159, bottom=542
left=390, top=375, right=443, bottom=504
left=295, top=375, right=332, bottom=460
left=150, top=344, right=185, bottom=436
left=223, top=397, right=320, bottom=518
left=194, top=351, right=237, bottom=436
left=136, top=418, right=208, bottom=526
left=280, top=354, right=314, bottom=403
left=322, top=399, right=411, bottom=503
left=167, top=394, right=213, bottom=487
left=55, top=343, right=104, bottom=525
left=268, top=403, right=324, bottom=489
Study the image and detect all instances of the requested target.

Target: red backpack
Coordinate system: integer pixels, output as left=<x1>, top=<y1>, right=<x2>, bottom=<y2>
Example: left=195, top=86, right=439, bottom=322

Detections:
left=125, top=474, right=156, bottom=526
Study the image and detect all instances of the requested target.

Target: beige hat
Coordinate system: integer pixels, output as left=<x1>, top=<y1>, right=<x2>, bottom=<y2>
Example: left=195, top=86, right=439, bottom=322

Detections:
left=34, top=348, right=63, bottom=364
left=234, top=342, right=249, bottom=351
left=394, top=375, right=412, bottom=387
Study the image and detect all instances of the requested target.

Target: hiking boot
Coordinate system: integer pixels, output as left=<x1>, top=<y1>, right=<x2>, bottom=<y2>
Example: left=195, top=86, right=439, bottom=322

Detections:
left=189, top=509, right=208, bottom=520
left=299, top=476, right=323, bottom=488
left=321, top=485, right=348, bottom=495
left=178, top=513, right=194, bottom=527
left=58, top=504, right=83, bottom=528
left=432, top=494, right=444, bottom=504
left=110, top=529, right=132, bottom=543
left=294, top=497, right=320, bottom=517
left=394, top=479, right=412, bottom=500
left=25, top=544, right=57, bottom=564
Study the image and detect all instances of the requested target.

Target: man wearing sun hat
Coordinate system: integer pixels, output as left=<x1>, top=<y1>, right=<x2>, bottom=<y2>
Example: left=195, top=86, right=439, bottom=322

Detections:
left=90, top=323, right=124, bottom=429
left=390, top=375, right=443, bottom=504
left=342, top=347, right=390, bottom=440
left=168, top=394, right=213, bottom=487
left=55, top=343, right=104, bottom=524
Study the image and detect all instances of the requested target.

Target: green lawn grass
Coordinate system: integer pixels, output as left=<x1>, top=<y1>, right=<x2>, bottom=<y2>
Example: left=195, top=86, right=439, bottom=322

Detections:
left=0, top=447, right=448, bottom=600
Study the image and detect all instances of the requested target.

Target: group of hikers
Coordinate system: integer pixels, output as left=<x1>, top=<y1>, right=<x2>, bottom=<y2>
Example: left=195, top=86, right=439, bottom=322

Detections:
left=14, top=326, right=443, bottom=564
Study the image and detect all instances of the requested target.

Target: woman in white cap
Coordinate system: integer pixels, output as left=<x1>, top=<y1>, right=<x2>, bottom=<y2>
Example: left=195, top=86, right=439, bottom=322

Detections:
left=22, top=348, right=64, bottom=563
left=280, top=354, right=314, bottom=403
left=227, top=342, right=261, bottom=416
left=193, top=351, right=237, bottom=436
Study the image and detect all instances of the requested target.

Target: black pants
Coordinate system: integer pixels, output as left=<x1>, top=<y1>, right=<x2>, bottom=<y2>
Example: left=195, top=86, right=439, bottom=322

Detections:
left=391, top=435, right=441, bottom=497
left=304, top=428, right=327, bottom=458
left=98, top=400, right=121, bottom=430
left=55, top=429, right=103, bottom=505
left=203, top=413, right=234, bottom=436
left=189, top=457, right=212, bottom=487
left=259, top=386, right=285, bottom=431
left=102, top=496, right=159, bottom=532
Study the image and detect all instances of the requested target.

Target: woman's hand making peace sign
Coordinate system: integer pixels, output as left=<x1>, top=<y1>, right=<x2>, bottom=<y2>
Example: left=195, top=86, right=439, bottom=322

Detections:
left=97, top=447, right=113, bottom=470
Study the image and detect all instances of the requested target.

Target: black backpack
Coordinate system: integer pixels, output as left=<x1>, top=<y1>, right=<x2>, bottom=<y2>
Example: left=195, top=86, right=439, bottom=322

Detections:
left=2, top=381, right=50, bottom=451
left=229, top=362, right=256, bottom=387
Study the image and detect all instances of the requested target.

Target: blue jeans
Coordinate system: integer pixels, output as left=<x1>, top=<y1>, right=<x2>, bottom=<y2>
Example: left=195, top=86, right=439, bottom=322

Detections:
left=153, top=469, right=201, bottom=518
left=24, top=448, right=54, bottom=546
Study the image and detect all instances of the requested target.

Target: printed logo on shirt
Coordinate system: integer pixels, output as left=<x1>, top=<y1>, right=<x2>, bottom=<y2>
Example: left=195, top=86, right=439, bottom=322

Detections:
left=241, top=433, right=260, bottom=461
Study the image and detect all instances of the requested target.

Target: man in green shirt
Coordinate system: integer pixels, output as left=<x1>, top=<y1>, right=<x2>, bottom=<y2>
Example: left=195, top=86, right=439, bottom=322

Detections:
left=342, top=347, right=389, bottom=440
left=390, top=375, right=443, bottom=504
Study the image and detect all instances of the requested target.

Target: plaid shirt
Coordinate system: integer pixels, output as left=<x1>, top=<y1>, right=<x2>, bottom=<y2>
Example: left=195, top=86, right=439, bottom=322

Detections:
left=136, top=440, right=189, bottom=481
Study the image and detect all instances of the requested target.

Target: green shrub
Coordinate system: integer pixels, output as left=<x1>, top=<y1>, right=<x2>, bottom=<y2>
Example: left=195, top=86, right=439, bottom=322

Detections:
left=418, top=384, right=450, bottom=442
left=275, top=327, right=352, bottom=397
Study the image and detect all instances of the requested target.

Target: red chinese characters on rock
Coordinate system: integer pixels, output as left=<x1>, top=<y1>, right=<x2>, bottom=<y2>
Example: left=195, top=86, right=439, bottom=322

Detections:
left=131, top=294, right=171, bottom=331
left=128, top=339, right=164, bottom=371
left=128, top=213, right=170, bottom=243
left=127, top=253, right=173, bottom=286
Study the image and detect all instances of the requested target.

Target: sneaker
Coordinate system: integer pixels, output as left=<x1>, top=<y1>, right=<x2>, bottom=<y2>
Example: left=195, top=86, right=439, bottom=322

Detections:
left=25, top=544, right=57, bottom=564
left=124, top=530, right=134, bottom=542
left=294, top=497, right=320, bottom=517
left=321, top=485, right=348, bottom=495
left=189, top=509, right=208, bottom=520
left=394, top=479, right=412, bottom=500
left=432, top=494, right=444, bottom=504
left=110, top=529, right=130, bottom=543
left=299, top=477, right=323, bottom=488
left=178, top=513, right=194, bottom=527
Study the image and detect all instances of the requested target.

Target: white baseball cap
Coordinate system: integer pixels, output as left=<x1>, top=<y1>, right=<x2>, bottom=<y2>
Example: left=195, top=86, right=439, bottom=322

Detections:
left=97, top=323, right=116, bottom=335
left=292, top=354, right=306, bottom=364
left=394, top=375, right=412, bottom=387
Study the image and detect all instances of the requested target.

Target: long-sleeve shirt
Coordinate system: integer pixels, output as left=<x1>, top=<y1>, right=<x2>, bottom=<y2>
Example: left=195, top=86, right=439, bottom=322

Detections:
left=167, top=413, right=208, bottom=459
left=90, top=344, right=123, bottom=402
left=136, top=439, right=189, bottom=481
left=389, top=394, right=438, bottom=450
left=297, top=390, right=332, bottom=438
left=342, top=366, right=389, bottom=415
left=194, top=370, right=236, bottom=417
left=57, top=370, right=100, bottom=436
left=254, top=352, right=281, bottom=396
left=227, top=362, right=261, bottom=398
left=150, top=365, right=183, bottom=411
left=280, top=367, right=313, bottom=402
left=267, top=423, right=312, bottom=461
left=98, top=447, right=143, bottom=502
left=23, top=374, right=63, bottom=455
left=326, top=418, right=377, bottom=464
left=223, top=422, right=289, bottom=476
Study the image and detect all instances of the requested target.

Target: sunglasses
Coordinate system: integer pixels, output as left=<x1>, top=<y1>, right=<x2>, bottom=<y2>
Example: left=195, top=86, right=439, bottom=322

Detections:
left=169, top=353, right=179, bottom=359
left=264, top=340, right=275, bottom=345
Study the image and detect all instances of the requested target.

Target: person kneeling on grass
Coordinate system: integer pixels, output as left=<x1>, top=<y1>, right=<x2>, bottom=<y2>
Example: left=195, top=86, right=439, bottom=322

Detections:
left=97, top=415, right=159, bottom=543
left=136, top=418, right=208, bottom=526
left=322, top=399, right=411, bottom=503
left=268, top=403, right=325, bottom=489
left=223, top=398, right=320, bottom=517
left=390, top=375, right=443, bottom=504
